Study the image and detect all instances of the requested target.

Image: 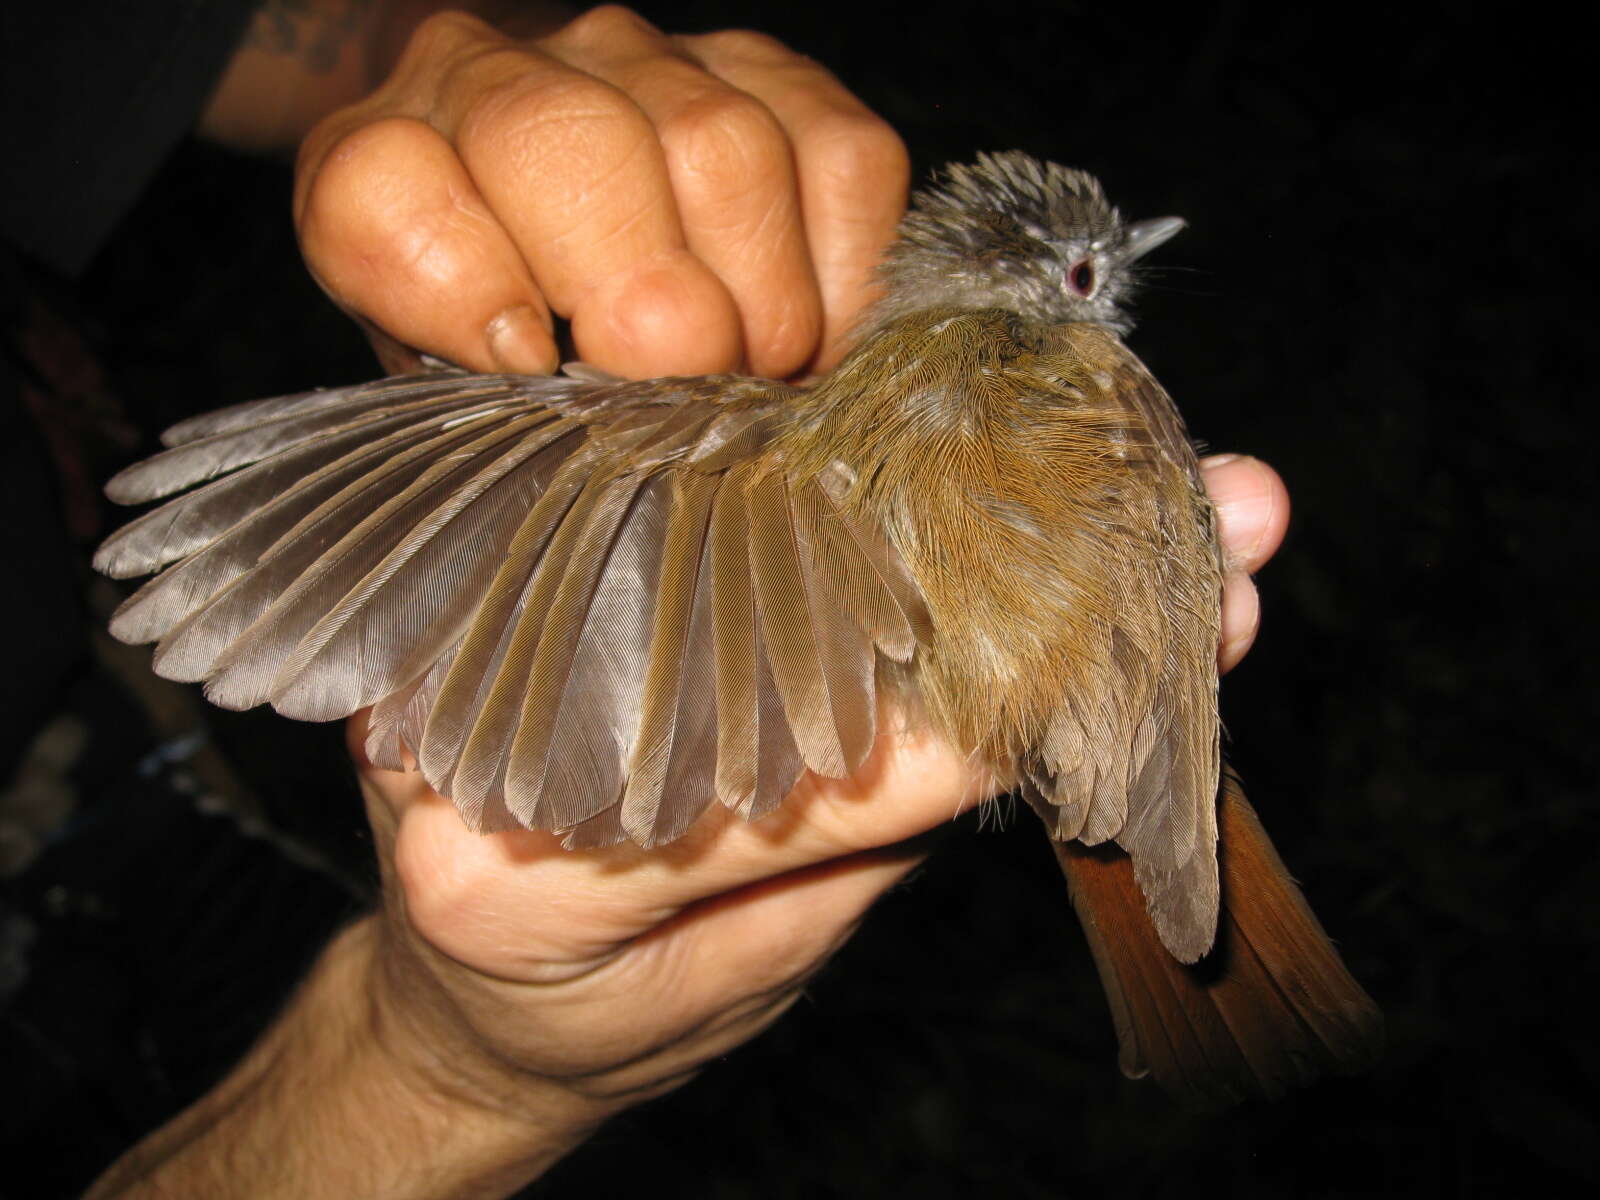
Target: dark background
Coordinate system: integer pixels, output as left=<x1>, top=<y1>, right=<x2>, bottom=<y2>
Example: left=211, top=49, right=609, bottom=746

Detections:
left=3, top=2, right=1594, bottom=1196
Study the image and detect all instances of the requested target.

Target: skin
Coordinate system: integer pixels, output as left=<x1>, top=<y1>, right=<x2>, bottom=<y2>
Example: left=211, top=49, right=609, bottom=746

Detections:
left=222, top=3, right=915, bottom=380
left=89, top=4, right=1290, bottom=1195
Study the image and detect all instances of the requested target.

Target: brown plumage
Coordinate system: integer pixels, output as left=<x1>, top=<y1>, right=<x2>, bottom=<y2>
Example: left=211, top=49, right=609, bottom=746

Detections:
left=96, top=151, right=1380, bottom=1103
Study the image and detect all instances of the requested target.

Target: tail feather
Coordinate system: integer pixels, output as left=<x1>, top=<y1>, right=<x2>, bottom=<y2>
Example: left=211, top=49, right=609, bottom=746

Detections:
left=1051, top=767, right=1382, bottom=1108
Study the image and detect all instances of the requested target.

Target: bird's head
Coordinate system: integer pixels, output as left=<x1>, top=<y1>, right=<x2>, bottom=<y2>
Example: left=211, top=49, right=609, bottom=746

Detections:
left=868, top=151, right=1184, bottom=335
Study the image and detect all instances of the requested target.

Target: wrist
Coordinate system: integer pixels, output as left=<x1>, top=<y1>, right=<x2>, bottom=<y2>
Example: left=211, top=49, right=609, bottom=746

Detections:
left=357, top=912, right=621, bottom=1144
left=87, top=918, right=606, bottom=1199
left=333, top=916, right=617, bottom=1190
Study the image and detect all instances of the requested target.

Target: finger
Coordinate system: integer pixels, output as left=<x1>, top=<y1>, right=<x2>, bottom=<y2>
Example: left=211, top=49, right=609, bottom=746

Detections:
left=1201, top=454, right=1290, bottom=574
left=679, top=30, right=910, bottom=372
left=425, top=24, right=744, bottom=378
left=1201, top=454, right=1290, bottom=672
left=533, top=848, right=928, bottom=1085
left=542, top=8, right=820, bottom=378
left=1218, top=571, right=1261, bottom=674
left=371, top=716, right=987, bottom=971
left=359, top=318, right=427, bottom=376
left=296, top=115, right=559, bottom=374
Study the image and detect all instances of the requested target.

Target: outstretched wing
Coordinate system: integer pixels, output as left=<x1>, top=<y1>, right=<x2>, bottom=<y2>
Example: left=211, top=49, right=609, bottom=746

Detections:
left=1023, top=323, right=1224, bottom=963
left=97, top=369, right=930, bottom=848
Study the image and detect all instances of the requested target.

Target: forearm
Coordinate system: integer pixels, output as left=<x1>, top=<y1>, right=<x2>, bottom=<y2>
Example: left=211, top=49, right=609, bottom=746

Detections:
left=199, top=1, right=574, bottom=155
left=84, top=919, right=598, bottom=1200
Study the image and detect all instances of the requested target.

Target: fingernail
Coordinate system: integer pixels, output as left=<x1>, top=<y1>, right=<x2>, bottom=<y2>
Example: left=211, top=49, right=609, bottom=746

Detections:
left=1199, top=453, right=1241, bottom=471
left=486, top=305, right=556, bottom=375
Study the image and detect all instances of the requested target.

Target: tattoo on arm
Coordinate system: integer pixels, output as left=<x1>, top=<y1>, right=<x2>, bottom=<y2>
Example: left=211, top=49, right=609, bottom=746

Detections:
left=246, top=0, right=374, bottom=74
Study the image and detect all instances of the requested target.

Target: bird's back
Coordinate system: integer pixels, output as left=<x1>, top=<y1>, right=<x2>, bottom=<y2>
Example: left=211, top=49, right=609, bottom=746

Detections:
left=785, top=310, right=1225, bottom=960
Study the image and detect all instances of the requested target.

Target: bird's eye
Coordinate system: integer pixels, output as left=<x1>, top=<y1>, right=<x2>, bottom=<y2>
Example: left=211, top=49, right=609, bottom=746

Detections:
left=1067, top=259, right=1096, bottom=297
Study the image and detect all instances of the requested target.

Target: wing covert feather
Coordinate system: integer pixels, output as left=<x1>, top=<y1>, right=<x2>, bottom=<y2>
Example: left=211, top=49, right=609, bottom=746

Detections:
left=1025, top=323, right=1222, bottom=963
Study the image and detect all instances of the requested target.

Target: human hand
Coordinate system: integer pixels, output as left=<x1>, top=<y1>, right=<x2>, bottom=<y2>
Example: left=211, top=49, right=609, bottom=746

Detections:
left=293, top=5, right=911, bottom=380
left=348, top=453, right=1288, bottom=1127
left=291, top=0, right=1292, bottom=1157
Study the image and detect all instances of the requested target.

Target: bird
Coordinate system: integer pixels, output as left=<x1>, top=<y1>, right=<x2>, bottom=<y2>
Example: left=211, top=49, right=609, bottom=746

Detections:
left=94, top=151, right=1381, bottom=1108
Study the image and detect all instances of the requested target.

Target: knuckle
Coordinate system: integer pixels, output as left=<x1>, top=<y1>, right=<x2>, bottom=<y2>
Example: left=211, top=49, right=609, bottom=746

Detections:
left=303, top=117, right=434, bottom=229
left=661, top=89, right=785, bottom=184
left=692, top=28, right=795, bottom=66
left=453, top=41, right=544, bottom=83
left=803, top=112, right=910, bottom=197
left=301, top=123, right=479, bottom=295
left=787, top=778, right=877, bottom=857
left=557, top=4, right=660, bottom=52
left=443, top=40, right=555, bottom=111
left=405, top=8, right=494, bottom=61
left=457, top=71, right=639, bottom=165
left=391, top=831, right=473, bottom=939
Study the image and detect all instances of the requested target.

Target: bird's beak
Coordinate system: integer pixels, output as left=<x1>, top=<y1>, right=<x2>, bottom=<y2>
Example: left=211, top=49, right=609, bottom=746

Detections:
left=1120, top=217, right=1187, bottom=263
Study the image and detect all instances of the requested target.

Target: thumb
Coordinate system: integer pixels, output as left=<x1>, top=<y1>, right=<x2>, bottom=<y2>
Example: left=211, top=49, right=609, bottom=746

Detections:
left=1199, top=454, right=1290, bottom=673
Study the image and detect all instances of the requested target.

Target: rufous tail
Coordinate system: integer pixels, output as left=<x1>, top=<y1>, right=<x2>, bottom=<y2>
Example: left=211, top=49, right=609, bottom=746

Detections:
left=1051, top=767, right=1383, bottom=1108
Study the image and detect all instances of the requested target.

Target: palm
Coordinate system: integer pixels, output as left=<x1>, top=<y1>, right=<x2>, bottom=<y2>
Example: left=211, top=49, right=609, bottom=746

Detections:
left=354, top=715, right=981, bottom=1091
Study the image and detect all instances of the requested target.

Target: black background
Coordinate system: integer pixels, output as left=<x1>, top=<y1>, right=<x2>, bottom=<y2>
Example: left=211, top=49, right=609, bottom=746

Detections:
left=3, top=2, right=1594, bottom=1196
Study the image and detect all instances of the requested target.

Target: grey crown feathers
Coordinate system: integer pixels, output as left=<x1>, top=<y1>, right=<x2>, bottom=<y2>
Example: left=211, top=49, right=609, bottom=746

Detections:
left=869, top=151, right=1182, bottom=334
